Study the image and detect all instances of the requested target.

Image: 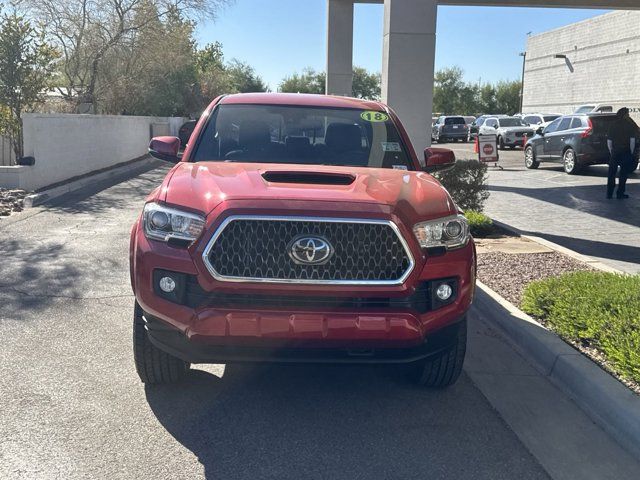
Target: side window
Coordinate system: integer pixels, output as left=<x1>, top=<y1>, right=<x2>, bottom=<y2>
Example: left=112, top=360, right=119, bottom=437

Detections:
left=544, top=118, right=562, bottom=134
left=570, top=117, right=583, bottom=129
left=485, top=119, right=497, bottom=128
left=597, top=106, right=613, bottom=113
left=524, top=116, right=537, bottom=125
left=437, top=117, right=444, bottom=125
left=557, top=117, right=572, bottom=132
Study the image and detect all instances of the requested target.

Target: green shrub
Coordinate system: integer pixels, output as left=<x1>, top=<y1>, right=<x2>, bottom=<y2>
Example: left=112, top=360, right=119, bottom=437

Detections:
left=522, top=271, right=640, bottom=384
left=465, top=211, right=494, bottom=237
left=434, top=160, right=489, bottom=212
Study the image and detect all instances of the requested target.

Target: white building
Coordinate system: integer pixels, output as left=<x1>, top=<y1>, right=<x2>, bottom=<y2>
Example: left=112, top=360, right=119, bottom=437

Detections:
left=522, top=11, right=640, bottom=117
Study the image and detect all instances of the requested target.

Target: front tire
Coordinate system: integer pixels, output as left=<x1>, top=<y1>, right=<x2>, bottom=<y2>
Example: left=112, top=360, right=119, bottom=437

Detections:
left=408, top=319, right=467, bottom=388
left=563, top=148, right=580, bottom=175
left=498, top=136, right=505, bottom=150
left=524, top=145, right=539, bottom=169
left=133, top=302, right=190, bottom=384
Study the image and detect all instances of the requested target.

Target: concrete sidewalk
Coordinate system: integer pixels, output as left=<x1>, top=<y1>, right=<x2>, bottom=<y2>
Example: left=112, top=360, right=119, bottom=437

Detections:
left=448, top=144, right=640, bottom=274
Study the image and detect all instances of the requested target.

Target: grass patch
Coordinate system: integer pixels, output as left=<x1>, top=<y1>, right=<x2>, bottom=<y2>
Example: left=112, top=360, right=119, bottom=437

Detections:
left=521, top=271, right=640, bottom=384
left=464, top=210, right=494, bottom=237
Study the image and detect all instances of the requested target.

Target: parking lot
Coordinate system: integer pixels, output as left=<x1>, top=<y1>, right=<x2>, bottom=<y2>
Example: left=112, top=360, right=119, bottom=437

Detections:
left=1, top=165, right=639, bottom=479
left=446, top=142, right=640, bottom=273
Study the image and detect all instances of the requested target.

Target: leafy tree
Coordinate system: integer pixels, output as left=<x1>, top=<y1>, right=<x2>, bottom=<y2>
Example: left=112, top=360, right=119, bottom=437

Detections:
left=433, top=66, right=521, bottom=116
left=494, top=80, right=521, bottom=115
left=352, top=66, right=380, bottom=100
left=279, top=68, right=325, bottom=94
left=226, top=59, right=267, bottom=93
left=20, top=0, right=227, bottom=112
left=0, top=9, right=58, bottom=157
left=279, top=66, right=380, bottom=99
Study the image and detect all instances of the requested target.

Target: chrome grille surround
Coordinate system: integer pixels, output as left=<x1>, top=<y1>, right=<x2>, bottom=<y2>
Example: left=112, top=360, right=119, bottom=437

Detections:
left=201, top=215, right=415, bottom=285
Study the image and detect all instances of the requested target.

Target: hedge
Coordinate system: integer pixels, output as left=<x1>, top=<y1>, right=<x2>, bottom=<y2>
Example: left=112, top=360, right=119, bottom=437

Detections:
left=434, top=160, right=489, bottom=212
left=464, top=211, right=494, bottom=237
left=521, top=271, right=640, bottom=384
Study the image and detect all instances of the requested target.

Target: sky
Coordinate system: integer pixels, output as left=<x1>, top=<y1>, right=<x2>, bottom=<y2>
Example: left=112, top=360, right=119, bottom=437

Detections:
left=195, top=1, right=610, bottom=90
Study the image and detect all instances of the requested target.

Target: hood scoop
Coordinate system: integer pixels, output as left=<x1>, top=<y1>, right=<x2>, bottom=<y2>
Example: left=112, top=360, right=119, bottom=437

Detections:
left=261, top=171, right=355, bottom=186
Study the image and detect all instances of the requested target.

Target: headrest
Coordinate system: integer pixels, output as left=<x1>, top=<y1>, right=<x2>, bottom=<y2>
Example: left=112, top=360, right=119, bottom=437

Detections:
left=238, top=120, right=270, bottom=148
left=324, top=123, right=362, bottom=152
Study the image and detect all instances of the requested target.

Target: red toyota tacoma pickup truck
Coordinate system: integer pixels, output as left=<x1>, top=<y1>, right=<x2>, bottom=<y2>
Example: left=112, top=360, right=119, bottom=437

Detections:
left=130, top=93, right=475, bottom=387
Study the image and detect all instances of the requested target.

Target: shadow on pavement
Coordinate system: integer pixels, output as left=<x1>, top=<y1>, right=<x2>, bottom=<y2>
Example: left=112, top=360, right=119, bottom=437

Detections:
left=0, top=238, right=84, bottom=320
left=488, top=183, right=640, bottom=229
left=145, top=363, right=548, bottom=480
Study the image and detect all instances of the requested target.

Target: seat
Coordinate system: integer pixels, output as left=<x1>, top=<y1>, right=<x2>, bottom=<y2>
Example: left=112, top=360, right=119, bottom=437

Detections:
left=324, top=123, right=362, bottom=153
left=225, top=120, right=272, bottom=160
left=285, top=136, right=313, bottom=162
left=321, top=123, right=367, bottom=165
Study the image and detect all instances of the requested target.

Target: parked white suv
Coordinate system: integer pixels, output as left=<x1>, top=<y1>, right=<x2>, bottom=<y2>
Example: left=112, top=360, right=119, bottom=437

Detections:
left=479, top=116, right=537, bottom=150
left=520, top=113, right=562, bottom=129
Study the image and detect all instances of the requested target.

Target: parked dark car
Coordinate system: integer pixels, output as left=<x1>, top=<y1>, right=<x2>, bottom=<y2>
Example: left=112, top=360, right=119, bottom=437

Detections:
left=178, top=120, right=197, bottom=148
left=432, top=116, right=469, bottom=143
left=523, top=113, right=636, bottom=175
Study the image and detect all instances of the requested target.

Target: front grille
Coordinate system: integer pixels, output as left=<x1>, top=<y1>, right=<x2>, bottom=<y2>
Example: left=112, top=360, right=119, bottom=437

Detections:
left=203, top=216, right=414, bottom=284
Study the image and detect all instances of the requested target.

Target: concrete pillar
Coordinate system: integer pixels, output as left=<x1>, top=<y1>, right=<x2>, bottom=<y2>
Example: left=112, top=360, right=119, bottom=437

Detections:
left=326, top=0, right=354, bottom=96
left=382, top=0, right=437, bottom=155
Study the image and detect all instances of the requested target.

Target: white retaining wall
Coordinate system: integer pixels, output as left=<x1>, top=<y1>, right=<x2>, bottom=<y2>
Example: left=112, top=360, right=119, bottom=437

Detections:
left=0, top=113, right=187, bottom=191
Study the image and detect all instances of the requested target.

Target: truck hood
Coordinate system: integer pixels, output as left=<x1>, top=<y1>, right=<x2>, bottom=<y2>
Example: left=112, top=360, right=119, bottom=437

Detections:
left=161, top=162, right=457, bottom=220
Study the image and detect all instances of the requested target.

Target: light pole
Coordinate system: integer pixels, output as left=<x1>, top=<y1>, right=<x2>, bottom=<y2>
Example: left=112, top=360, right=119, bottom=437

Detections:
left=519, top=52, right=526, bottom=114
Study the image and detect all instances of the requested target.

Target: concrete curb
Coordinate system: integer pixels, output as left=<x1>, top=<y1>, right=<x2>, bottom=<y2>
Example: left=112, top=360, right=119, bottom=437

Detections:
left=491, top=219, right=624, bottom=274
left=23, top=156, right=161, bottom=208
left=476, top=281, right=640, bottom=461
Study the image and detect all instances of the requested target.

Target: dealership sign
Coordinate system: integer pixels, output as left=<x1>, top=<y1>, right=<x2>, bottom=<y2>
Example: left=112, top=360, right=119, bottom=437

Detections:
left=478, top=135, right=499, bottom=163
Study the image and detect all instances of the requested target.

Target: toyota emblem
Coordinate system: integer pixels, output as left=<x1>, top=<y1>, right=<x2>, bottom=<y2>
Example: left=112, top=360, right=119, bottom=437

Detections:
left=288, top=235, right=334, bottom=265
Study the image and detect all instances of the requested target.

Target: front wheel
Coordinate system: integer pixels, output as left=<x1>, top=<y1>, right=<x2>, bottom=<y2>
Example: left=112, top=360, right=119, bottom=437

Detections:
left=133, top=302, right=190, bottom=384
left=498, top=136, right=505, bottom=150
left=563, top=148, right=581, bottom=175
left=524, top=146, right=539, bottom=169
left=407, top=319, right=467, bottom=388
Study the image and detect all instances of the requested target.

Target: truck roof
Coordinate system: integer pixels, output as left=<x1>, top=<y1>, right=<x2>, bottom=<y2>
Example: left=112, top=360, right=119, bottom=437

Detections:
left=219, top=92, right=385, bottom=111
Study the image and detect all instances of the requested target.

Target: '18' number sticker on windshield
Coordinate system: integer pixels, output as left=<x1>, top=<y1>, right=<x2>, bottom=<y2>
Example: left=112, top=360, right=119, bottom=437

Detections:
left=360, top=111, right=389, bottom=122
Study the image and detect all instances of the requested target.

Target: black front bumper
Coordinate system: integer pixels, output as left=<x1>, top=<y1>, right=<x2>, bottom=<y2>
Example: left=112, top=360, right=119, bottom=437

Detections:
left=143, top=312, right=466, bottom=365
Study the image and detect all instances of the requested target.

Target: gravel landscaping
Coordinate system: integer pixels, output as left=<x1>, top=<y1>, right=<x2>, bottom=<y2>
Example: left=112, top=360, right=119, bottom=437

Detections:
left=0, top=188, right=27, bottom=217
left=477, top=246, right=640, bottom=395
left=477, top=250, right=592, bottom=306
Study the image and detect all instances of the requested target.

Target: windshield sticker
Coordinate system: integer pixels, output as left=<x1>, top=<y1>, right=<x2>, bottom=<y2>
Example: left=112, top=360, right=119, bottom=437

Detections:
left=392, top=165, right=408, bottom=171
left=360, top=111, right=389, bottom=122
left=382, top=142, right=402, bottom=152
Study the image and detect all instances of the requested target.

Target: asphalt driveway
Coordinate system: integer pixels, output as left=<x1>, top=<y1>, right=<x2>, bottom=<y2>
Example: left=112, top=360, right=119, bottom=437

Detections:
left=0, top=166, right=637, bottom=479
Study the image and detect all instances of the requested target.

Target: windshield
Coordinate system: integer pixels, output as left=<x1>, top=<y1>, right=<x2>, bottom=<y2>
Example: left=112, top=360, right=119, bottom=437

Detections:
left=444, top=117, right=465, bottom=125
left=192, top=104, right=414, bottom=170
left=499, top=118, right=525, bottom=127
left=575, top=106, right=595, bottom=114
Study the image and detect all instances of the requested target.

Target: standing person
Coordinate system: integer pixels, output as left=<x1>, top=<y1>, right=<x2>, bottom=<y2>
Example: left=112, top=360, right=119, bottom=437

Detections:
left=606, top=107, right=637, bottom=199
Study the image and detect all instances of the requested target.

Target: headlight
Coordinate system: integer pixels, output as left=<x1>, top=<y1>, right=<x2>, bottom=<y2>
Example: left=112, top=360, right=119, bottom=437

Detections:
left=413, top=215, right=470, bottom=250
left=142, top=202, right=205, bottom=243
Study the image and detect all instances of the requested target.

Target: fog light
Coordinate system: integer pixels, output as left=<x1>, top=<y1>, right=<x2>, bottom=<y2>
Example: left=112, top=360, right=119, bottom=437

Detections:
left=159, top=276, right=176, bottom=293
left=436, top=283, right=453, bottom=301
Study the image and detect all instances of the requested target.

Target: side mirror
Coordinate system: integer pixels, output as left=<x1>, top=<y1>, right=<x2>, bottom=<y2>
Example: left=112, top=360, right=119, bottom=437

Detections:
left=424, top=147, right=456, bottom=173
left=149, top=136, right=181, bottom=163
left=493, top=124, right=499, bottom=129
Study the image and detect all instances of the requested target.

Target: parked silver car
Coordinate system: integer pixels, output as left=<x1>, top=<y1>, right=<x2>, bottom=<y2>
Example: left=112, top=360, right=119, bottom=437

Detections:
left=479, top=116, right=537, bottom=150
